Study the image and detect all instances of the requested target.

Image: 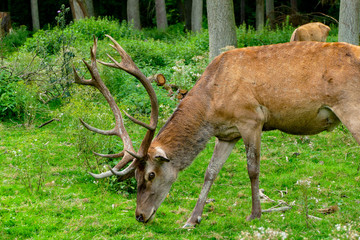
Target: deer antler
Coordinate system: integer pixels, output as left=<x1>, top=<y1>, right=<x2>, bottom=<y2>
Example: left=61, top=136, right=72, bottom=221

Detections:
left=73, top=36, right=159, bottom=179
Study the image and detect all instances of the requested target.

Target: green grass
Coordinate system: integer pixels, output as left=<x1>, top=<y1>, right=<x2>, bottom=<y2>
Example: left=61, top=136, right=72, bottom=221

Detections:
left=1, top=120, right=359, bottom=239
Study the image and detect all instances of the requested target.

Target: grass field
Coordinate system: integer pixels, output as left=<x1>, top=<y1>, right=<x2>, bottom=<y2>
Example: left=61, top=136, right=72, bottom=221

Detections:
left=1, top=119, right=359, bottom=239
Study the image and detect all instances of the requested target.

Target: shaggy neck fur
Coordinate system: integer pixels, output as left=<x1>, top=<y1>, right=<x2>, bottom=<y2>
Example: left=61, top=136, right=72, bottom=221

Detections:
left=153, top=95, right=214, bottom=171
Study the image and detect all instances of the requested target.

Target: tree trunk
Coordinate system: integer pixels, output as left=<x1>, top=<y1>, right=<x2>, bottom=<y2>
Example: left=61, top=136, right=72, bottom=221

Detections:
left=31, top=0, right=40, bottom=31
left=338, top=0, right=360, bottom=45
left=85, top=0, right=95, bottom=17
left=127, top=0, right=141, bottom=30
left=69, top=0, right=90, bottom=20
left=207, top=0, right=237, bottom=60
left=266, top=0, right=274, bottom=27
left=256, top=0, right=264, bottom=31
left=290, top=0, right=297, bottom=12
left=191, top=0, right=202, bottom=32
left=155, top=0, right=168, bottom=31
left=184, top=0, right=192, bottom=31
left=0, top=12, right=12, bottom=37
left=177, top=0, right=185, bottom=23
left=240, top=0, right=245, bottom=24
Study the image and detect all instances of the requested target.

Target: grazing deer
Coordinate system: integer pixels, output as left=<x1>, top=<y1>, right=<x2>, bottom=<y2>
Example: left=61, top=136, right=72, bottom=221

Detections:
left=74, top=35, right=360, bottom=228
left=290, top=22, right=330, bottom=42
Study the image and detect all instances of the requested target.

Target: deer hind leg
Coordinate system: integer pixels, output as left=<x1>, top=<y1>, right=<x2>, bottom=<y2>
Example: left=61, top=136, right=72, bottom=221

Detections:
left=237, top=108, right=265, bottom=221
left=331, top=104, right=360, bottom=144
left=182, top=139, right=237, bottom=228
left=241, top=125, right=263, bottom=221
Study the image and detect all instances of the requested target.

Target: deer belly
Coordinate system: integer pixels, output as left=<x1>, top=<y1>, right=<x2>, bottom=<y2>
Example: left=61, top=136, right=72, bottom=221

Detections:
left=265, top=107, right=340, bottom=135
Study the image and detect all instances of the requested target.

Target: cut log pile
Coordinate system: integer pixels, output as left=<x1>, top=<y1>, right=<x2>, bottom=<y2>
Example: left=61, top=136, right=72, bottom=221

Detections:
left=149, top=74, right=188, bottom=101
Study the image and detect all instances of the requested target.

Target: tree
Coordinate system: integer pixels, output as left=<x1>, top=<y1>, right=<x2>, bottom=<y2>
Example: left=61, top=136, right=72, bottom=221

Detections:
left=155, top=0, right=168, bottom=31
left=69, top=0, right=94, bottom=20
left=207, top=0, right=237, bottom=60
left=256, top=0, right=264, bottom=31
left=290, top=0, right=298, bottom=12
left=86, top=0, right=95, bottom=17
left=240, top=0, right=245, bottom=24
left=0, top=12, right=12, bottom=37
left=184, top=0, right=192, bottom=31
left=127, top=0, right=141, bottom=30
left=266, top=0, right=274, bottom=27
left=30, top=0, right=40, bottom=31
left=191, top=0, right=202, bottom=32
left=338, top=0, right=360, bottom=45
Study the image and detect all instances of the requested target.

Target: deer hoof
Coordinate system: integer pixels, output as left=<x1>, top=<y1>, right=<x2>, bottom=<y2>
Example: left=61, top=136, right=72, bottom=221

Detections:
left=182, top=216, right=201, bottom=229
left=246, top=213, right=261, bottom=221
left=182, top=222, right=196, bottom=229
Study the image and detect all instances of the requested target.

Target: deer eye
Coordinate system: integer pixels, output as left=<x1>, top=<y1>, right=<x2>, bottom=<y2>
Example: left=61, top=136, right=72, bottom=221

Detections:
left=148, top=172, right=155, bottom=181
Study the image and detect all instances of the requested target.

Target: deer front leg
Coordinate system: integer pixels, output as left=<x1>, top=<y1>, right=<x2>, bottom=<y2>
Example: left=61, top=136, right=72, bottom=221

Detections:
left=182, top=139, right=237, bottom=228
left=241, top=125, right=263, bottom=221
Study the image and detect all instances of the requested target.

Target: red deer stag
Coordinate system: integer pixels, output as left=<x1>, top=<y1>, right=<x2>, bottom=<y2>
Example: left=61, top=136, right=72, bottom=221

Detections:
left=74, top=35, right=360, bottom=228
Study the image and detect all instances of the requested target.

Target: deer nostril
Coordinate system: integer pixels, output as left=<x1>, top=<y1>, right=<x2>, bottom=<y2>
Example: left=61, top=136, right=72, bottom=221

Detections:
left=136, top=214, right=144, bottom=223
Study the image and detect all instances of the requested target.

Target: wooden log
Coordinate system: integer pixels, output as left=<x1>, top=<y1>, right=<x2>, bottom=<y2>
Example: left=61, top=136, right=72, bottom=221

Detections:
left=262, top=206, right=292, bottom=213
left=154, top=74, right=166, bottom=86
left=177, top=89, right=188, bottom=100
left=149, top=73, right=188, bottom=100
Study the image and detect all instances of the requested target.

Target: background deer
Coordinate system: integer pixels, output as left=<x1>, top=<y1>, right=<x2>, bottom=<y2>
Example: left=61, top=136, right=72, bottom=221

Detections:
left=290, top=22, right=330, bottom=42
left=74, top=35, right=360, bottom=228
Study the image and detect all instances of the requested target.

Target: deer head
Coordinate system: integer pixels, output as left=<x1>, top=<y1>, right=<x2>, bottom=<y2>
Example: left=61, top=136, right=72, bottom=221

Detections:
left=73, top=36, right=178, bottom=223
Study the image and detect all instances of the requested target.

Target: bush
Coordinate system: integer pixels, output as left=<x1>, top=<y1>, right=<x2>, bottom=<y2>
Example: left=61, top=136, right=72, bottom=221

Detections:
left=0, top=26, right=30, bottom=56
left=0, top=68, right=47, bottom=124
left=0, top=69, right=21, bottom=118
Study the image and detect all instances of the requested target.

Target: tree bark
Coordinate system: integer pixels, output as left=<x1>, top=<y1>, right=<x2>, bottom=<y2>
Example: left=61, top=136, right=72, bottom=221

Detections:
left=338, top=0, right=360, bottom=45
left=85, top=0, right=95, bottom=17
left=31, top=0, right=40, bottom=31
left=266, top=0, right=274, bottom=27
left=127, top=0, right=141, bottom=30
left=207, top=0, right=237, bottom=60
left=290, top=0, right=297, bottom=12
left=240, top=0, right=246, bottom=24
left=0, top=12, right=12, bottom=37
left=256, top=0, right=264, bottom=31
left=184, top=0, right=192, bottom=31
left=69, top=0, right=90, bottom=20
left=191, top=0, right=203, bottom=32
left=155, top=0, right=168, bottom=31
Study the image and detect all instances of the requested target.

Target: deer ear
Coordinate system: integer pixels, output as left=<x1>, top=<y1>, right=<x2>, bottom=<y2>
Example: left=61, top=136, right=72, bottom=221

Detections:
left=154, top=147, right=170, bottom=162
left=155, top=156, right=170, bottom=162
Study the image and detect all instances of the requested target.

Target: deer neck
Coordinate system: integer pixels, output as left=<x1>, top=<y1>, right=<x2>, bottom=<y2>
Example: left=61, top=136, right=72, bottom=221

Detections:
left=151, top=96, right=214, bottom=171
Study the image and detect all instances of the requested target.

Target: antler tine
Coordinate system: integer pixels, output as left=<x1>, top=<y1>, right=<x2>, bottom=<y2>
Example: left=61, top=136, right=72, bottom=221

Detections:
left=89, top=153, right=136, bottom=179
left=93, top=151, right=124, bottom=158
left=79, top=118, right=116, bottom=135
left=124, top=110, right=155, bottom=131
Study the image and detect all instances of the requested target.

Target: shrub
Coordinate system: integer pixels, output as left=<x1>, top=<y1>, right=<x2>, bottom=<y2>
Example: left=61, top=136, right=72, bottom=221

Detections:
left=0, top=68, right=47, bottom=124
left=0, top=25, right=30, bottom=56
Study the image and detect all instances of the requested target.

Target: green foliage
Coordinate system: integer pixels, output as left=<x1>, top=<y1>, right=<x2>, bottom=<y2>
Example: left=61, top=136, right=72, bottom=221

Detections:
left=237, top=21, right=295, bottom=48
left=0, top=69, right=21, bottom=118
left=68, top=17, right=139, bottom=41
left=0, top=68, right=46, bottom=124
left=0, top=26, right=30, bottom=56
